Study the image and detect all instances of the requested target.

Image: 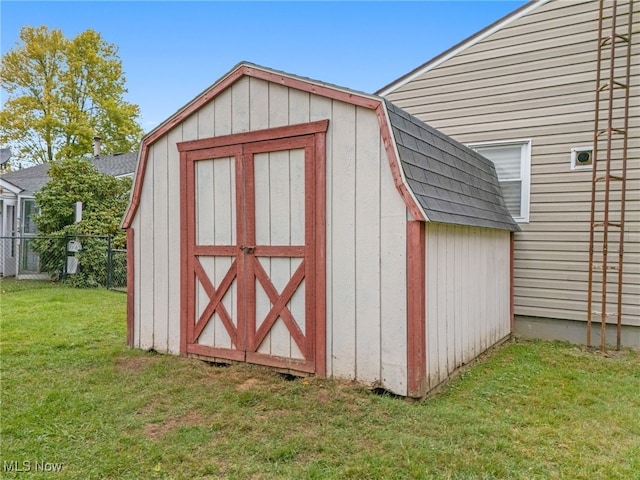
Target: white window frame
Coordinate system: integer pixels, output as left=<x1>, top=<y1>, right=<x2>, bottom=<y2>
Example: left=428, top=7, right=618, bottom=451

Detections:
left=467, top=139, right=531, bottom=224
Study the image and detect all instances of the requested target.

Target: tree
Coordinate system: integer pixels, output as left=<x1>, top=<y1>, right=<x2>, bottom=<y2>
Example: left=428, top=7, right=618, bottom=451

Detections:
left=34, top=157, right=132, bottom=286
left=1, top=26, right=143, bottom=166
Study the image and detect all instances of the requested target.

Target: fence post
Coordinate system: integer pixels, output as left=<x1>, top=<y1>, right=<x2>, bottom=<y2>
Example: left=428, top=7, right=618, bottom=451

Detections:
left=62, top=235, right=68, bottom=283
left=106, top=235, right=113, bottom=290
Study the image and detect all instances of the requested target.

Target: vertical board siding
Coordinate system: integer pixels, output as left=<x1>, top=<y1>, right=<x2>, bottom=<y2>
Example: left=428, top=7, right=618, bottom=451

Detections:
left=329, top=101, right=357, bottom=377
left=132, top=76, right=408, bottom=392
left=152, top=136, right=170, bottom=352
left=231, top=77, right=250, bottom=134
left=138, top=152, right=154, bottom=350
left=379, top=136, right=409, bottom=396
left=354, top=107, right=382, bottom=383
left=425, top=224, right=511, bottom=390
left=385, top=0, right=639, bottom=327
left=249, top=77, right=269, bottom=131
left=309, top=95, right=335, bottom=374
left=166, top=127, right=183, bottom=354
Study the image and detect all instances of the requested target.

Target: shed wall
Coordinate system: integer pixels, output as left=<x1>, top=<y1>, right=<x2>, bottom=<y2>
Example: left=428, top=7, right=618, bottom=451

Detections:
left=130, top=76, right=409, bottom=394
left=424, top=223, right=511, bottom=390
left=385, top=0, right=640, bottom=328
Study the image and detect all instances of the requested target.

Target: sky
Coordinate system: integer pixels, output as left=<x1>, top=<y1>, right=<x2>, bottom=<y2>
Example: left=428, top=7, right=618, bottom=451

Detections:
left=1, top=1, right=526, bottom=133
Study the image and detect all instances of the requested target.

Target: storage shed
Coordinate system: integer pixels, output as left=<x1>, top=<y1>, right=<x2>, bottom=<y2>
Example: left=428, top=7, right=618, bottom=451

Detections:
left=123, top=63, right=519, bottom=397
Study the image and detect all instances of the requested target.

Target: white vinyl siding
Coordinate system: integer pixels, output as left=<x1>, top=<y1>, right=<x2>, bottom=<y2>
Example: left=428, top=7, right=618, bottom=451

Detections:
left=469, top=140, right=531, bottom=222
left=384, top=0, right=639, bottom=328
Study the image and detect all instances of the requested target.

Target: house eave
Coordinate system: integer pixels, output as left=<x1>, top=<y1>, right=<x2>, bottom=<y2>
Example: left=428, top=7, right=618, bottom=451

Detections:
left=0, top=178, right=24, bottom=195
left=376, top=0, right=549, bottom=96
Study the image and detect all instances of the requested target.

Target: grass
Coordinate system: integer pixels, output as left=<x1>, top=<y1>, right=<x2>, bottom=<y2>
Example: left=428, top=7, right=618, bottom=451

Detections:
left=1, top=279, right=639, bottom=479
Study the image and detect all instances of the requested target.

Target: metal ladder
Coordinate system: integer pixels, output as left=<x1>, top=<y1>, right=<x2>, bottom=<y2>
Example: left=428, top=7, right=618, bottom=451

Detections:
left=587, top=0, right=634, bottom=351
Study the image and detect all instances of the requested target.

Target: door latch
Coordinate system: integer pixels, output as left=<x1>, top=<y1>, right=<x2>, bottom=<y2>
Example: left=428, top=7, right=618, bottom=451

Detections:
left=240, top=245, right=255, bottom=254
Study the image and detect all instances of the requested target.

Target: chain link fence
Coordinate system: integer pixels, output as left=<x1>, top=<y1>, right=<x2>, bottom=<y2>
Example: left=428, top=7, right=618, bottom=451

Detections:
left=0, top=235, right=126, bottom=291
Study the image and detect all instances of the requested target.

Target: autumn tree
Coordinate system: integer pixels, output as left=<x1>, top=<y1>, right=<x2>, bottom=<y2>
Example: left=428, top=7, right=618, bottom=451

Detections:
left=0, top=26, right=143, bottom=166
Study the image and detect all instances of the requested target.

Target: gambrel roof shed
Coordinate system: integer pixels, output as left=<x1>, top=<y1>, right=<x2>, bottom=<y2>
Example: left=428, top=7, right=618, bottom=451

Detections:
left=124, top=63, right=517, bottom=397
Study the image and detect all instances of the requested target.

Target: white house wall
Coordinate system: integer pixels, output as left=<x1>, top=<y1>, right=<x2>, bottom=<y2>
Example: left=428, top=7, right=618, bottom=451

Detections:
left=424, top=223, right=511, bottom=390
left=385, top=0, right=639, bottom=329
left=131, top=76, right=409, bottom=394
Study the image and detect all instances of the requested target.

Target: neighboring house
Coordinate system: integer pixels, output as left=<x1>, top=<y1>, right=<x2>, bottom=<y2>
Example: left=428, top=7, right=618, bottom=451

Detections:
left=379, top=0, right=639, bottom=347
left=0, top=152, right=137, bottom=277
left=122, top=62, right=518, bottom=397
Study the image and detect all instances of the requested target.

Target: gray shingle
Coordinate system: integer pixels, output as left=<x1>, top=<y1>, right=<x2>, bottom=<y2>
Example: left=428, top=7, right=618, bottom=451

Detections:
left=385, top=99, right=519, bottom=232
left=0, top=152, right=137, bottom=196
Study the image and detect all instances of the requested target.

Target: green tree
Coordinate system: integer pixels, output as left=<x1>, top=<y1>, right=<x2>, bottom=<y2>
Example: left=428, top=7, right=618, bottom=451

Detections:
left=1, top=26, right=143, bottom=165
left=34, top=157, right=132, bottom=286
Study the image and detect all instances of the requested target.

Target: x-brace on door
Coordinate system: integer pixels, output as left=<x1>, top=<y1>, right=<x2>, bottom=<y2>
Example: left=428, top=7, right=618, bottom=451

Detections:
left=179, top=121, right=327, bottom=375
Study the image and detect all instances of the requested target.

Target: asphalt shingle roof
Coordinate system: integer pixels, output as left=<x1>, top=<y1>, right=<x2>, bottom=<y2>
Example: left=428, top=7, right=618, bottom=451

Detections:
left=0, top=152, right=137, bottom=196
left=385, top=100, right=519, bottom=232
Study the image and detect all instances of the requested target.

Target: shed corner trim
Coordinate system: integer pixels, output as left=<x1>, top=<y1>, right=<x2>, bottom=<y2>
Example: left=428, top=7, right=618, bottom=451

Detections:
left=376, top=103, right=427, bottom=222
left=407, top=220, right=426, bottom=398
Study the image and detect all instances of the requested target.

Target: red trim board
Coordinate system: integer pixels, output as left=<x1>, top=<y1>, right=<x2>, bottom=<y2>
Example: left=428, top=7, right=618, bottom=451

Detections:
left=407, top=220, right=426, bottom=398
left=510, top=232, right=515, bottom=333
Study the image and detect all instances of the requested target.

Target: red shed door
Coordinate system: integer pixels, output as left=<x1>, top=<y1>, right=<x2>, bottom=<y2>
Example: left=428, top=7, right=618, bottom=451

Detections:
left=181, top=124, right=326, bottom=374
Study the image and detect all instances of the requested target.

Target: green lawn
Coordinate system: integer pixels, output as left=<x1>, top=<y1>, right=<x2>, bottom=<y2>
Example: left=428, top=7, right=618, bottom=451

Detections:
left=1, top=280, right=639, bottom=479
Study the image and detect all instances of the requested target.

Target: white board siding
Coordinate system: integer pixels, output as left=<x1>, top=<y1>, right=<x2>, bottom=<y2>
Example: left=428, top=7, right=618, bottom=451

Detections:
left=425, top=224, right=511, bottom=390
left=329, top=101, right=357, bottom=377
left=166, top=127, right=183, bottom=354
left=152, top=135, right=170, bottom=353
left=131, top=77, right=408, bottom=391
left=385, top=0, right=639, bottom=328
left=136, top=151, right=154, bottom=350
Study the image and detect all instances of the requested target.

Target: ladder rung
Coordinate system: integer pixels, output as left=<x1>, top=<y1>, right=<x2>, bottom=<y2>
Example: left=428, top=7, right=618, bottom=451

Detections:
left=600, top=34, right=630, bottom=47
left=597, top=128, right=627, bottom=136
left=600, top=80, right=629, bottom=90
left=593, top=222, right=622, bottom=228
left=592, top=264, right=619, bottom=271
left=595, top=174, right=623, bottom=182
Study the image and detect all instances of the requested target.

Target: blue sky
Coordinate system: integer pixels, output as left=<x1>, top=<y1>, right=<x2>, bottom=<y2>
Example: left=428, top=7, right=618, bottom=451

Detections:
left=2, top=1, right=526, bottom=133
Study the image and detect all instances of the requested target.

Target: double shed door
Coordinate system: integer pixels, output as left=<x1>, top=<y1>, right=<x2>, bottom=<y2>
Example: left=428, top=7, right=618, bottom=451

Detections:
left=179, top=122, right=327, bottom=374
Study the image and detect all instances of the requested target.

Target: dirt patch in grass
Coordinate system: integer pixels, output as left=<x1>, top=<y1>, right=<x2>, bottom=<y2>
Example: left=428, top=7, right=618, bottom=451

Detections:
left=116, top=355, right=157, bottom=374
left=236, top=377, right=267, bottom=391
left=144, top=411, right=208, bottom=440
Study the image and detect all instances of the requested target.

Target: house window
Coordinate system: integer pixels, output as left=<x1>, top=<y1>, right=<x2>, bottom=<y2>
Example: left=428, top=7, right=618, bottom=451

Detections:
left=468, top=140, right=531, bottom=223
left=21, top=199, right=39, bottom=235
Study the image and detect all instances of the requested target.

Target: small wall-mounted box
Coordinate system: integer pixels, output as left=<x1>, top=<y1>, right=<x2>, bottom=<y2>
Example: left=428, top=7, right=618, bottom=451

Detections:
left=571, top=146, right=593, bottom=170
